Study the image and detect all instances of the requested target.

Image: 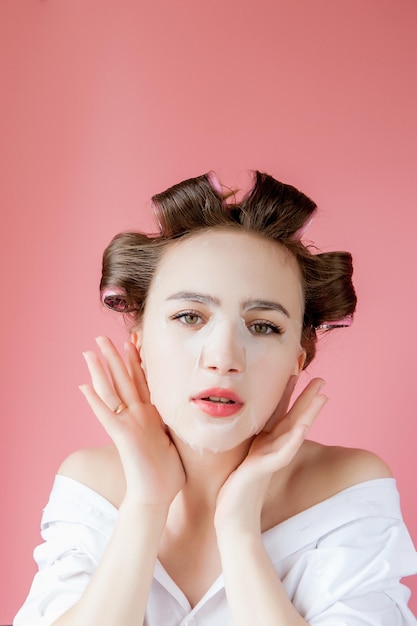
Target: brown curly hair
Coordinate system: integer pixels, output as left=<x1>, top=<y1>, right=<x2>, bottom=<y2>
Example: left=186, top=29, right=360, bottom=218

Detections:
left=100, top=171, right=357, bottom=368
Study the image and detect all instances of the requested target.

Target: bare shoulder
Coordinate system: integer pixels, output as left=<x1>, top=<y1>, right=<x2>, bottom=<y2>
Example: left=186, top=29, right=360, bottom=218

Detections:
left=293, top=441, right=392, bottom=506
left=268, top=441, right=393, bottom=526
left=314, top=442, right=393, bottom=487
left=58, top=444, right=125, bottom=508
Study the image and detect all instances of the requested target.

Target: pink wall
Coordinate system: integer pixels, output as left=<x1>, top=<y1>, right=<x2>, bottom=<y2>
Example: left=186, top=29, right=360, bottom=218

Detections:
left=1, top=1, right=416, bottom=621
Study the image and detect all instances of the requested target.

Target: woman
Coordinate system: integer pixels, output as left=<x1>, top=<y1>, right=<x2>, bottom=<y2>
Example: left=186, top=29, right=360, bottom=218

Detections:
left=15, top=171, right=417, bottom=625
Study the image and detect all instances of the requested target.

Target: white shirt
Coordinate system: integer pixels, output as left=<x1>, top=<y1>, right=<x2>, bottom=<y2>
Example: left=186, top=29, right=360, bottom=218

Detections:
left=14, top=476, right=417, bottom=625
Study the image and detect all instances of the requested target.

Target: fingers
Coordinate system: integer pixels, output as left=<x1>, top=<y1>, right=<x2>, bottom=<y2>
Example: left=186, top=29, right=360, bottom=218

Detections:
left=78, top=383, right=121, bottom=435
left=265, top=377, right=327, bottom=443
left=94, top=336, right=139, bottom=406
left=294, top=392, right=328, bottom=432
left=263, top=374, right=298, bottom=433
left=273, top=378, right=327, bottom=442
left=82, top=349, right=123, bottom=412
left=289, top=378, right=327, bottom=429
left=124, top=340, right=151, bottom=404
left=82, top=336, right=149, bottom=416
left=269, top=419, right=309, bottom=465
left=252, top=385, right=327, bottom=473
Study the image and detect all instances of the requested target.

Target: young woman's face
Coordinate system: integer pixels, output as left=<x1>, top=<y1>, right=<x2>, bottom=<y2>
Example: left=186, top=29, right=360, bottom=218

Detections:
left=135, top=229, right=306, bottom=453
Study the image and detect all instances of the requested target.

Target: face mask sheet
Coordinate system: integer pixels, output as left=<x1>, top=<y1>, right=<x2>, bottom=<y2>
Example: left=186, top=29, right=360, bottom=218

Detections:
left=150, top=311, right=303, bottom=454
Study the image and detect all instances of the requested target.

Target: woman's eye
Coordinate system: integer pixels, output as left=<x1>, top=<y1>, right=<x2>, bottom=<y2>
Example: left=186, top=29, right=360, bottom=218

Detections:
left=182, top=313, right=201, bottom=325
left=249, top=321, right=283, bottom=335
left=171, top=311, right=203, bottom=326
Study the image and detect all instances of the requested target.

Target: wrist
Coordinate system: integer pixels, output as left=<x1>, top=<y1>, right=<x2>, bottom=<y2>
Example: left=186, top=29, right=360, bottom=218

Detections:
left=216, top=522, right=262, bottom=546
left=118, top=497, right=170, bottom=529
left=216, top=526, right=264, bottom=564
left=214, top=499, right=263, bottom=537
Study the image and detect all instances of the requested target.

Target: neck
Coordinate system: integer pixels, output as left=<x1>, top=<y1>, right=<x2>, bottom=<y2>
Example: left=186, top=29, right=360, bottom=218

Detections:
left=170, top=431, right=252, bottom=510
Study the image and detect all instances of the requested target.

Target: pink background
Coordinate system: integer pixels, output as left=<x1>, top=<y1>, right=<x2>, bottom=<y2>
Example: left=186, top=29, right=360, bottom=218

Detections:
left=1, top=1, right=417, bottom=621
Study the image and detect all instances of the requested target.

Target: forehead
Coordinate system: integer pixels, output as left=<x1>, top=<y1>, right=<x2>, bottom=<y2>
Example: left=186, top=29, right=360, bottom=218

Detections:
left=149, top=228, right=303, bottom=314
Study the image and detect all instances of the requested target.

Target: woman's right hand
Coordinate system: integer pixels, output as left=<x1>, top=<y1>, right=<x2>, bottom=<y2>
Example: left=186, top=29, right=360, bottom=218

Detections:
left=80, top=336, right=185, bottom=510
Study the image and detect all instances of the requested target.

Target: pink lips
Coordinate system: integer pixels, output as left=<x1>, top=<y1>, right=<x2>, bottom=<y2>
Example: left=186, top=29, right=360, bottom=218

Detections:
left=192, top=388, right=244, bottom=418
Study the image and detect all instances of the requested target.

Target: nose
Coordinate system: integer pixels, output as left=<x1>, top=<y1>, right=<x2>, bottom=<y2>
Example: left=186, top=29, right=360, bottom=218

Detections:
left=198, top=320, right=246, bottom=374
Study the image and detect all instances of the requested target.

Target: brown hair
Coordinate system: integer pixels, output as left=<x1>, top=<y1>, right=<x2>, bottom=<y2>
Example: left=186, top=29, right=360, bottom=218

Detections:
left=100, top=171, right=357, bottom=368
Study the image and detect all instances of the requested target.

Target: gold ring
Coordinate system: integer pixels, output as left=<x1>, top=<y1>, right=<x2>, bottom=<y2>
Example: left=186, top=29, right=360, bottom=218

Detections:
left=113, top=402, right=127, bottom=415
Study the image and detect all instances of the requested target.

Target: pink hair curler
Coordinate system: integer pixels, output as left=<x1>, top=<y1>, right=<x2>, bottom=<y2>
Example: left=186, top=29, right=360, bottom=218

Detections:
left=207, top=171, right=223, bottom=195
left=101, top=287, right=129, bottom=312
left=292, top=208, right=318, bottom=241
left=316, top=315, right=353, bottom=330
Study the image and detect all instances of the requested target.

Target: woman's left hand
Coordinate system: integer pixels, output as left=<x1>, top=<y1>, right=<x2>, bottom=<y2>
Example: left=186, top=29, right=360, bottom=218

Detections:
left=214, top=377, right=327, bottom=534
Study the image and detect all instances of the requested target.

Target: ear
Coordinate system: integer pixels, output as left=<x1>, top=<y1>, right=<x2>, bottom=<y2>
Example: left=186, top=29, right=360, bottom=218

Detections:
left=295, top=348, right=307, bottom=374
left=131, top=329, right=142, bottom=349
left=131, top=328, right=147, bottom=376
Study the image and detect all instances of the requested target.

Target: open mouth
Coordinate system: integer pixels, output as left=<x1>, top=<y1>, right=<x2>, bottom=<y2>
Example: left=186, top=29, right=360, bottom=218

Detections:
left=192, top=390, right=243, bottom=417
left=203, top=396, right=236, bottom=404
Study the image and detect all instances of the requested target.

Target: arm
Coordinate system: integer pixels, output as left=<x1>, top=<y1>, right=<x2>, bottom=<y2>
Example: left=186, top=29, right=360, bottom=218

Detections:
left=218, top=480, right=417, bottom=626
left=214, top=379, right=327, bottom=626
left=52, top=337, right=185, bottom=626
left=52, top=499, right=167, bottom=626
left=217, top=531, right=308, bottom=626
left=214, top=378, right=414, bottom=626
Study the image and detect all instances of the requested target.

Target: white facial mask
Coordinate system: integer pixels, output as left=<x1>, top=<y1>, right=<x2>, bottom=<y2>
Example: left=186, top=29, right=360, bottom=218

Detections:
left=139, top=228, right=306, bottom=455
left=146, top=310, right=303, bottom=454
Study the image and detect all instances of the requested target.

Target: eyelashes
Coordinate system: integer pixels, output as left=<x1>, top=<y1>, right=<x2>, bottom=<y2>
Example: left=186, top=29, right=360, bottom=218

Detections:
left=248, top=321, right=284, bottom=336
left=169, top=310, right=284, bottom=336
left=170, top=310, right=203, bottom=326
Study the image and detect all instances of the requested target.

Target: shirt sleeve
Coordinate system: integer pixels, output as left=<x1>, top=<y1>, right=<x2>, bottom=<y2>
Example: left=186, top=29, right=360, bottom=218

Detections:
left=288, top=511, right=417, bottom=625
left=13, top=476, right=118, bottom=626
left=14, top=475, right=417, bottom=626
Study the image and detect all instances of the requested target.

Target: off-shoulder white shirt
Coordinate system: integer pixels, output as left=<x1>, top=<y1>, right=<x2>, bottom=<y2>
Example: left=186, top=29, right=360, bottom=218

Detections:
left=14, top=476, right=417, bottom=625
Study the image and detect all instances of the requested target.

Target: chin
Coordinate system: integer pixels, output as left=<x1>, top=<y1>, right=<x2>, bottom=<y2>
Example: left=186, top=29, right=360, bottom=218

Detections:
left=174, top=429, right=253, bottom=455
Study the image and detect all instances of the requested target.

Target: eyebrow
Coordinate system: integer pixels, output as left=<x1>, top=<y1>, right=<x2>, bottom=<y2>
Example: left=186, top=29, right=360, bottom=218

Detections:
left=242, top=298, right=290, bottom=318
left=167, top=292, right=220, bottom=306
left=166, top=292, right=290, bottom=318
